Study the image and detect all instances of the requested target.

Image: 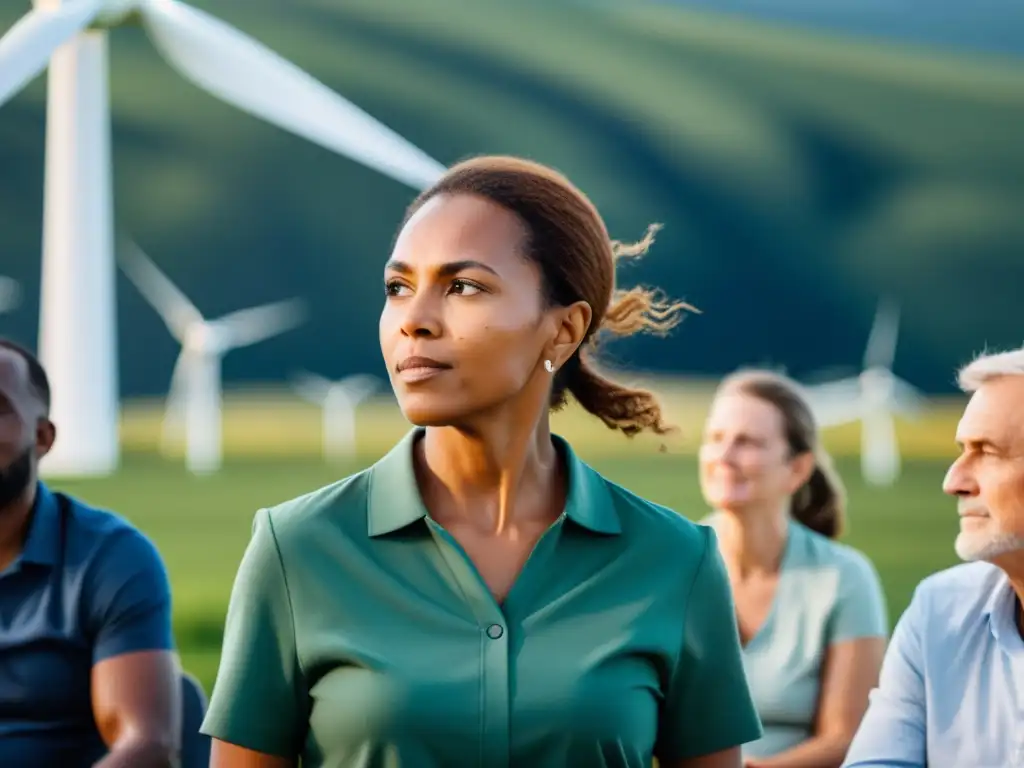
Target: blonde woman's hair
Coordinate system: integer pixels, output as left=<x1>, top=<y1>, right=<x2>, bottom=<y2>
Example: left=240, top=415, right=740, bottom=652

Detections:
left=716, top=369, right=847, bottom=539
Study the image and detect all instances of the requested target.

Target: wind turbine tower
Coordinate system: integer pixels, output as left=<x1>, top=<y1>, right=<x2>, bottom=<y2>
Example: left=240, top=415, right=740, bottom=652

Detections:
left=292, top=371, right=380, bottom=461
left=0, top=0, right=446, bottom=477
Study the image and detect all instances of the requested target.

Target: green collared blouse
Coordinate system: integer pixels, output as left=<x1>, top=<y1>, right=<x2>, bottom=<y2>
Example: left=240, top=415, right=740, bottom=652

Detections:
left=201, top=429, right=761, bottom=766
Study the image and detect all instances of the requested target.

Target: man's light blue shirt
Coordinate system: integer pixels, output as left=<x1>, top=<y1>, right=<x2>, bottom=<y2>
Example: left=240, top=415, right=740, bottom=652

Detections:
left=843, top=561, right=1024, bottom=768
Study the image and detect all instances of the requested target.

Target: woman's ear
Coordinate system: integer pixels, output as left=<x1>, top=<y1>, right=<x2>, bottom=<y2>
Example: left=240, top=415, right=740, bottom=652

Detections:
left=548, top=300, right=591, bottom=369
left=787, top=450, right=817, bottom=494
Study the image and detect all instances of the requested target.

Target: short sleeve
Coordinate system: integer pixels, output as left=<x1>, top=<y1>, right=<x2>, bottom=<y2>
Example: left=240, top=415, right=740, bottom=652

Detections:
left=200, top=509, right=307, bottom=757
left=655, top=525, right=763, bottom=761
left=86, top=527, right=174, bottom=663
left=829, top=550, right=889, bottom=643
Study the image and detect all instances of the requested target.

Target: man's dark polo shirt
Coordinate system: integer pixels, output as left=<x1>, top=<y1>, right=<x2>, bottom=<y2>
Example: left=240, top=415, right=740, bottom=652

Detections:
left=0, top=483, right=174, bottom=767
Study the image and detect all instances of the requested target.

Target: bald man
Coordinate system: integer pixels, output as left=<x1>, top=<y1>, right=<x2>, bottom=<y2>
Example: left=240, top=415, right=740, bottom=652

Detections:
left=0, top=339, right=180, bottom=767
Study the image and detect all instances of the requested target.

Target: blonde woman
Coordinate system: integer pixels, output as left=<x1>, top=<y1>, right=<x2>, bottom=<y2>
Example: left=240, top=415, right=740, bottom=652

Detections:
left=699, top=370, right=888, bottom=768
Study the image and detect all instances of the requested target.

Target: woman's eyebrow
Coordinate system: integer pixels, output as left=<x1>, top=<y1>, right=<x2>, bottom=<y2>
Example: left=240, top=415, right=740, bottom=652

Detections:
left=384, top=259, right=500, bottom=278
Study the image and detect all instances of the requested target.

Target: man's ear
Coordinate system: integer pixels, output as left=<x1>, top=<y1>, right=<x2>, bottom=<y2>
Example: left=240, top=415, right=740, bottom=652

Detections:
left=36, top=418, right=56, bottom=460
left=548, top=300, right=592, bottom=369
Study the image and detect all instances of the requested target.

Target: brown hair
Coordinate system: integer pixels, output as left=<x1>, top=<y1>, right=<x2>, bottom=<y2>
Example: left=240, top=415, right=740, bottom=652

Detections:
left=717, top=369, right=847, bottom=538
left=403, top=155, right=694, bottom=437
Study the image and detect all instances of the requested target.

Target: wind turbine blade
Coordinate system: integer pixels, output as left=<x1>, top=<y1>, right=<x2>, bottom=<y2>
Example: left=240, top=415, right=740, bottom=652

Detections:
left=862, top=407, right=899, bottom=487
left=160, top=349, right=191, bottom=452
left=213, top=298, right=306, bottom=350
left=0, top=0, right=102, bottom=109
left=118, top=238, right=203, bottom=340
left=338, top=373, right=380, bottom=402
left=802, top=377, right=863, bottom=428
left=138, top=0, right=446, bottom=190
left=0, top=277, right=21, bottom=313
left=291, top=370, right=331, bottom=403
left=863, top=298, right=900, bottom=371
left=889, top=376, right=927, bottom=418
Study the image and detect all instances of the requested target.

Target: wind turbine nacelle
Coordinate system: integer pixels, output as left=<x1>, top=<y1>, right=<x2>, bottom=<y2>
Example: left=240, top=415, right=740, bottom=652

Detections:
left=29, top=0, right=137, bottom=29
left=30, top=0, right=134, bottom=24
left=184, top=323, right=218, bottom=353
left=36, top=0, right=141, bottom=30
left=860, top=367, right=896, bottom=403
left=95, top=0, right=142, bottom=29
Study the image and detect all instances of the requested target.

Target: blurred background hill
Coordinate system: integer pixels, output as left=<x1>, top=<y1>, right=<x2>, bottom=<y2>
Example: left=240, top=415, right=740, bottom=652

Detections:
left=654, top=0, right=1024, bottom=57
left=2, top=0, right=1022, bottom=399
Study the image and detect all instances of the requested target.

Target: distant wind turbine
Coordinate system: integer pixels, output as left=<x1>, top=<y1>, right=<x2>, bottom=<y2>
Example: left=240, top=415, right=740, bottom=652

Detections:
left=292, top=371, right=380, bottom=461
left=0, top=277, right=20, bottom=314
left=0, top=0, right=446, bottom=477
left=803, top=298, right=927, bottom=487
left=120, top=239, right=306, bottom=475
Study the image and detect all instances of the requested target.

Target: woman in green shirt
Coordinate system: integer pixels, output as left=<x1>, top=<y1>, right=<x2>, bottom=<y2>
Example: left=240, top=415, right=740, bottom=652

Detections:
left=202, top=155, right=762, bottom=768
left=698, top=370, right=889, bottom=768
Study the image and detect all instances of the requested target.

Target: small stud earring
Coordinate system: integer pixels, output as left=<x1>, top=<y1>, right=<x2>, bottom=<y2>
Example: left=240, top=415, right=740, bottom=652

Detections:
left=544, top=359, right=555, bottom=373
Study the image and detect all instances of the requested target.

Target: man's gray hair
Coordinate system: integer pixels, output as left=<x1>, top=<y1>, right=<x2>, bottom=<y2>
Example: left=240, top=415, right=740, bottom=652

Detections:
left=957, top=345, right=1024, bottom=393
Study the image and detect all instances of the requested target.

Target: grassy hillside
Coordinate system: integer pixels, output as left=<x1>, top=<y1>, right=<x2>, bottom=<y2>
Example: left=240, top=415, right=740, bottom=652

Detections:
left=1, top=0, right=1022, bottom=397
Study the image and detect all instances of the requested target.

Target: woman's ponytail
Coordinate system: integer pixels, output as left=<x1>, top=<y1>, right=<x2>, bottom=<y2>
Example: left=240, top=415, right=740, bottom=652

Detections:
left=549, top=226, right=696, bottom=437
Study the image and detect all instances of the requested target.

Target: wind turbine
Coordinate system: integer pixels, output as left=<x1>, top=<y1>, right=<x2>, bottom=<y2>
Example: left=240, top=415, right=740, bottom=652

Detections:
left=0, top=278, right=21, bottom=315
left=802, top=298, right=926, bottom=487
left=292, top=370, right=380, bottom=461
left=0, top=0, right=447, bottom=478
left=119, top=240, right=306, bottom=475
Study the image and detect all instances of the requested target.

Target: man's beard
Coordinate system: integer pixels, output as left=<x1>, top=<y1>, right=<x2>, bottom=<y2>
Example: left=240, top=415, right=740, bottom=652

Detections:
left=0, top=447, right=33, bottom=510
left=955, top=527, right=1024, bottom=562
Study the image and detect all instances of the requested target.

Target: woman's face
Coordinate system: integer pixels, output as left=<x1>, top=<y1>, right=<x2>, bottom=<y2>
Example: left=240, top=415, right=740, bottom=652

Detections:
left=379, top=193, right=585, bottom=427
left=699, top=392, right=806, bottom=513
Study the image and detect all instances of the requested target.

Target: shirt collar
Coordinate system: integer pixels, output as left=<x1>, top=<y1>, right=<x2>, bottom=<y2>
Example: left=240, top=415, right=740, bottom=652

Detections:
left=19, top=482, right=62, bottom=568
left=981, top=568, right=1024, bottom=650
left=366, top=428, right=621, bottom=537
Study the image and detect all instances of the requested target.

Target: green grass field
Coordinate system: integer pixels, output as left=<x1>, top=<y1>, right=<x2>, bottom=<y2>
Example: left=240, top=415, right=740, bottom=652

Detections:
left=45, top=383, right=967, bottom=694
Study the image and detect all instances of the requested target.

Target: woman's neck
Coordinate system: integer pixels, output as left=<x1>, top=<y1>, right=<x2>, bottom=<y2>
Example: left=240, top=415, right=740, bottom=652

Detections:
left=714, top=504, right=790, bottom=579
left=418, top=417, right=563, bottom=536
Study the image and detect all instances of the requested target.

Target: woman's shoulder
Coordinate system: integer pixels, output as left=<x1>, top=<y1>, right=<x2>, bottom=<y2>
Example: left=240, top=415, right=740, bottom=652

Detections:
left=789, top=523, right=885, bottom=609
left=261, top=430, right=422, bottom=543
left=793, top=522, right=878, bottom=572
left=595, top=472, right=711, bottom=556
left=258, top=468, right=374, bottom=544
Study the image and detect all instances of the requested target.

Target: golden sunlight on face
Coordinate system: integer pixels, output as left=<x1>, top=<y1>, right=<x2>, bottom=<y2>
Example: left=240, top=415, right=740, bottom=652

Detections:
left=698, top=393, right=795, bottom=513
left=944, top=376, right=1024, bottom=563
left=378, top=194, right=551, bottom=427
